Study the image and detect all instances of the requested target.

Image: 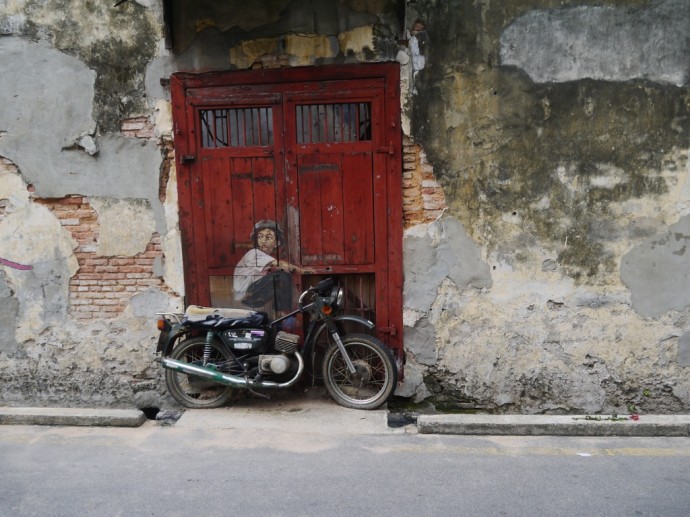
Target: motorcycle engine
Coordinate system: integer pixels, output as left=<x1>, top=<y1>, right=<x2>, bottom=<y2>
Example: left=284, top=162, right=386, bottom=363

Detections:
left=258, top=331, right=301, bottom=375
left=259, top=354, right=292, bottom=374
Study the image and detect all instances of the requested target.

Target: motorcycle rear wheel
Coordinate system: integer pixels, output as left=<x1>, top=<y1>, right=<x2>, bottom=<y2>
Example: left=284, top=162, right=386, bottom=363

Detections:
left=322, top=333, right=397, bottom=410
left=165, top=337, right=237, bottom=409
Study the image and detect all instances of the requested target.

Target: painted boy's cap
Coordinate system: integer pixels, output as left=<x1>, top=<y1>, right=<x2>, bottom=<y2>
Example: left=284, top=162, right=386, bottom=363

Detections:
left=250, top=219, right=284, bottom=245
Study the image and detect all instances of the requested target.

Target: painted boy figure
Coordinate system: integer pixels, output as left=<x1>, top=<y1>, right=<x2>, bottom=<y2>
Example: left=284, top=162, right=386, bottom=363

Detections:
left=233, top=220, right=295, bottom=312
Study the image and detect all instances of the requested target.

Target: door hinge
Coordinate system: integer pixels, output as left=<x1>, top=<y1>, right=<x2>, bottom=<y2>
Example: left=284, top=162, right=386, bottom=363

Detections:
left=180, top=155, right=196, bottom=165
left=380, top=324, right=397, bottom=336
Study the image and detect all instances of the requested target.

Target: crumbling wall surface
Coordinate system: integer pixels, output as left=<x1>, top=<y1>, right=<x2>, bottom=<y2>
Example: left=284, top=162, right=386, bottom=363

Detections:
left=0, top=1, right=180, bottom=407
left=402, top=0, right=690, bottom=413
left=145, top=0, right=402, bottom=100
left=3, top=0, right=690, bottom=415
left=0, top=0, right=401, bottom=407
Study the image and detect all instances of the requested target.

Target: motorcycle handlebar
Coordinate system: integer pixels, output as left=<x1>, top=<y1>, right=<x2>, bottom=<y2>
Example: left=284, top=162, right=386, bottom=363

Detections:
left=298, top=277, right=336, bottom=309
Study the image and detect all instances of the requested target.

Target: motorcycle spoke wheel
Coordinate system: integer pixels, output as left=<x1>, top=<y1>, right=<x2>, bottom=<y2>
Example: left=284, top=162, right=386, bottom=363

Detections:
left=165, top=337, right=237, bottom=409
left=323, top=333, right=397, bottom=410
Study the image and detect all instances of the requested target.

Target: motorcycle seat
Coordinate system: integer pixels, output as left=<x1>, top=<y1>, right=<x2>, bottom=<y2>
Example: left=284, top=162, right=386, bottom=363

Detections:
left=183, top=305, right=268, bottom=328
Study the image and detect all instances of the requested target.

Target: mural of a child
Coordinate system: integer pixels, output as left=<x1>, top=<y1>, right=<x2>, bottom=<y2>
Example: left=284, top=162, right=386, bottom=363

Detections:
left=233, top=220, right=299, bottom=312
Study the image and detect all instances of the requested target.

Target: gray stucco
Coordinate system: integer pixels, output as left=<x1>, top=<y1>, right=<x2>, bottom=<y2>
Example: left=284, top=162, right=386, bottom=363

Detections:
left=500, top=0, right=690, bottom=86
left=678, top=331, right=690, bottom=367
left=0, top=37, right=96, bottom=167
left=0, top=37, right=164, bottom=229
left=0, top=272, right=19, bottom=355
left=621, top=215, right=690, bottom=318
left=403, top=316, right=437, bottom=366
left=404, top=214, right=492, bottom=314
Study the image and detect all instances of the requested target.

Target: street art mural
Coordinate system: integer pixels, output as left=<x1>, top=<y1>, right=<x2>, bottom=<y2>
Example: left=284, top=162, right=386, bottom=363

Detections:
left=233, top=220, right=298, bottom=318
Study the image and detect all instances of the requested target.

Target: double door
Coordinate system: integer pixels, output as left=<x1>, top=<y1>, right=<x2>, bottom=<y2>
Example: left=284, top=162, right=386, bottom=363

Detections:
left=171, top=65, right=402, bottom=351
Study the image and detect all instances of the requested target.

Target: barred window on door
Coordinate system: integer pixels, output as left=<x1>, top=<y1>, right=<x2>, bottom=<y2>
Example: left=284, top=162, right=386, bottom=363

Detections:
left=200, top=107, right=274, bottom=148
left=296, top=103, right=371, bottom=144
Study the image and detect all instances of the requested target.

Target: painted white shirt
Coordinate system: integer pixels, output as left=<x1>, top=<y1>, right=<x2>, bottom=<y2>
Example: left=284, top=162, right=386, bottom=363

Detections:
left=233, top=248, right=275, bottom=300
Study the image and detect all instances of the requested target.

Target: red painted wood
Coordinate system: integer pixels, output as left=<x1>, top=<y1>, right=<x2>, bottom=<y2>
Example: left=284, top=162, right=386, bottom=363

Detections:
left=171, top=64, right=403, bottom=356
left=342, top=152, right=375, bottom=264
left=230, top=157, right=257, bottom=265
left=317, top=155, right=345, bottom=265
left=296, top=154, right=323, bottom=265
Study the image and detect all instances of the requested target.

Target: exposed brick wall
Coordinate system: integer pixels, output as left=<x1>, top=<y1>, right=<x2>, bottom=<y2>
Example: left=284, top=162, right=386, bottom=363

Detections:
left=402, top=135, right=447, bottom=228
left=120, top=116, right=155, bottom=139
left=35, top=196, right=166, bottom=319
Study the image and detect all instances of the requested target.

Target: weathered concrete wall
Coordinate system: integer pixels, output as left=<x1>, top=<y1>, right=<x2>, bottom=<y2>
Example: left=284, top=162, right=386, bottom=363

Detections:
left=401, top=0, right=690, bottom=414
left=1, top=0, right=689, bottom=415
left=0, top=0, right=180, bottom=407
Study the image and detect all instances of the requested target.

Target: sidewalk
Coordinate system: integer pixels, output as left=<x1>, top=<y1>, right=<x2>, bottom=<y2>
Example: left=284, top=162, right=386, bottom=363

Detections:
left=2, top=404, right=690, bottom=436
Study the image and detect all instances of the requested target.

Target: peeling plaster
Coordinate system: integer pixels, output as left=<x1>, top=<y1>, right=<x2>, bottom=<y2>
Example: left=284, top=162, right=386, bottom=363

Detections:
left=621, top=215, right=690, bottom=317
left=678, top=331, right=690, bottom=367
left=161, top=165, right=184, bottom=296
left=0, top=37, right=96, bottom=157
left=500, top=0, right=690, bottom=86
left=404, top=214, right=492, bottom=313
left=0, top=271, right=19, bottom=355
left=91, top=198, right=156, bottom=257
left=0, top=191, right=78, bottom=342
left=0, top=38, right=163, bottom=215
left=2, top=0, right=690, bottom=413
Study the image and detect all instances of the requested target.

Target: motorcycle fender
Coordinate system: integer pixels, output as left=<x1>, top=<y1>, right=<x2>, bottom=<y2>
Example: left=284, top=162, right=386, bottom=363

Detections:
left=331, top=314, right=376, bottom=329
left=313, top=314, right=376, bottom=343
left=156, top=325, right=191, bottom=356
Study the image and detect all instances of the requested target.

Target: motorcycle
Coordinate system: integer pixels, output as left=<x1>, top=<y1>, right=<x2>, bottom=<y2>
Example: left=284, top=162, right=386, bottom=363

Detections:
left=155, top=277, right=397, bottom=410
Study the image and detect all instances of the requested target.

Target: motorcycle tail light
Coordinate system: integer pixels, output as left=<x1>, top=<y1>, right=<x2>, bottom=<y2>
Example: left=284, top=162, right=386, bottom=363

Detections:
left=321, top=305, right=333, bottom=315
left=157, top=318, right=169, bottom=331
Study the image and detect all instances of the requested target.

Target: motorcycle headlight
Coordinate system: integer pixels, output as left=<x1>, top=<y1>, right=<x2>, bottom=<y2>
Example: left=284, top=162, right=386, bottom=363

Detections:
left=333, top=287, right=344, bottom=309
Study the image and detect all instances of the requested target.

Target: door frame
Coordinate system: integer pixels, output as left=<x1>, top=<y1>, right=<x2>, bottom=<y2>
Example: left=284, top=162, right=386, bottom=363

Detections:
left=170, top=64, right=403, bottom=356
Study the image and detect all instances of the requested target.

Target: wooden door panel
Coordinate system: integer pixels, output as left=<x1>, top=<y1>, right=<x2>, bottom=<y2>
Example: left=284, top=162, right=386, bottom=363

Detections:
left=342, top=152, right=375, bottom=265
left=297, top=154, right=345, bottom=265
left=229, top=157, right=278, bottom=265
left=202, top=157, right=233, bottom=269
left=202, top=156, right=278, bottom=271
left=296, top=152, right=375, bottom=266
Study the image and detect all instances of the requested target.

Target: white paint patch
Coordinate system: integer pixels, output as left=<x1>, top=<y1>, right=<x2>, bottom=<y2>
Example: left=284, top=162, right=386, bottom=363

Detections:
left=589, top=165, right=626, bottom=189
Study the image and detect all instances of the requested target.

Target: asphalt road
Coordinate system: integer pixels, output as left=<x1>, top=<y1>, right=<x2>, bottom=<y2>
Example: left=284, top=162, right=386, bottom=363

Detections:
left=1, top=422, right=689, bottom=517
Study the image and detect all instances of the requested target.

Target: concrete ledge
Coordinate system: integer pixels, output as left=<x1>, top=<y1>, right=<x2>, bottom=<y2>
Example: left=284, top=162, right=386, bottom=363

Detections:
left=0, top=407, right=146, bottom=427
left=417, top=414, right=690, bottom=437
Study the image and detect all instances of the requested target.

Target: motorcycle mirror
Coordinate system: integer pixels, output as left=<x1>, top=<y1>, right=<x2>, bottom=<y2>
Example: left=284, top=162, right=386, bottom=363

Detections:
left=314, top=277, right=335, bottom=295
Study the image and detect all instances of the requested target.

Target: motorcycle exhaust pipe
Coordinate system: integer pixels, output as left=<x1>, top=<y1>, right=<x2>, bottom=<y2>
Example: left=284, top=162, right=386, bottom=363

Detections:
left=159, top=351, right=304, bottom=389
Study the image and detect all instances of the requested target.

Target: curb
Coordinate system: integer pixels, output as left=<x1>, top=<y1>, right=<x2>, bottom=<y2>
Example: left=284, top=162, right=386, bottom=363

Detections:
left=417, top=414, right=690, bottom=437
left=3, top=407, right=690, bottom=436
left=0, top=407, right=146, bottom=427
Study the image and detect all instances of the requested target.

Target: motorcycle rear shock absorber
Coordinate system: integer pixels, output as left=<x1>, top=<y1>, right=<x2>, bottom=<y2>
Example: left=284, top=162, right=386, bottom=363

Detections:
left=203, top=331, right=214, bottom=367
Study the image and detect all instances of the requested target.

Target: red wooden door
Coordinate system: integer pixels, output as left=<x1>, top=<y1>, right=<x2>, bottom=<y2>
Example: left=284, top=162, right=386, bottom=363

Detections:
left=171, top=65, right=402, bottom=355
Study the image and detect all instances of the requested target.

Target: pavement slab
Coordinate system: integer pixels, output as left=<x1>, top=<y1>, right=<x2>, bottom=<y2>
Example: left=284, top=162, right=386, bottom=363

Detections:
left=174, top=398, right=392, bottom=435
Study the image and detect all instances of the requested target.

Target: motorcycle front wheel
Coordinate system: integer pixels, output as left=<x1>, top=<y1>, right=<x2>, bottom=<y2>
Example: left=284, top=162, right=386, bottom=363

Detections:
left=165, top=337, right=237, bottom=409
left=322, top=333, right=397, bottom=410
